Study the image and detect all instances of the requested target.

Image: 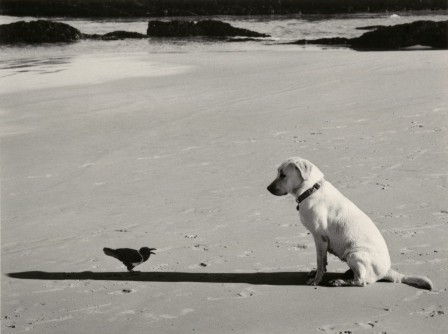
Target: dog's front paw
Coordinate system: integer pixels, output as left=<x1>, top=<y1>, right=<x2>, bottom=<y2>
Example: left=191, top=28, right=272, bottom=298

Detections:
left=307, top=278, right=318, bottom=285
left=307, top=273, right=323, bottom=286
left=307, top=270, right=317, bottom=278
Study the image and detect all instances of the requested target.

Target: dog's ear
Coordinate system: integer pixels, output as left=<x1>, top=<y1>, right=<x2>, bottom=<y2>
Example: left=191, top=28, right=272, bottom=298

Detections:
left=292, top=158, right=323, bottom=182
left=293, top=158, right=313, bottom=181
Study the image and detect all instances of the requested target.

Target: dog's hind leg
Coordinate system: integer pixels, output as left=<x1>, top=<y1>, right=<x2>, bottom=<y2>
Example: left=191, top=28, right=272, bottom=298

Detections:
left=330, top=252, right=377, bottom=287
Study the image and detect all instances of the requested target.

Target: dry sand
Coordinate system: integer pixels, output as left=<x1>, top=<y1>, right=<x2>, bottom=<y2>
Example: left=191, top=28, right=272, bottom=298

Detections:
left=1, top=49, right=448, bottom=333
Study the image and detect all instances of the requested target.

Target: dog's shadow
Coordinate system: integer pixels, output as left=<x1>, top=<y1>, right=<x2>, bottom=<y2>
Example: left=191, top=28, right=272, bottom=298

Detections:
left=6, top=270, right=353, bottom=286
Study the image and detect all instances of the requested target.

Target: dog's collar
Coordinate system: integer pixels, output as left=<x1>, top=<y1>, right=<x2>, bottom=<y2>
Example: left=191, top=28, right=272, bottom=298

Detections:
left=296, top=182, right=321, bottom=211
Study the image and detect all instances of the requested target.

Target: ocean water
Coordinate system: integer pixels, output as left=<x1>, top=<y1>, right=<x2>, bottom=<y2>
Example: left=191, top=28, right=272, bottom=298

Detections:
left=0, top=12, right=446, bottom=93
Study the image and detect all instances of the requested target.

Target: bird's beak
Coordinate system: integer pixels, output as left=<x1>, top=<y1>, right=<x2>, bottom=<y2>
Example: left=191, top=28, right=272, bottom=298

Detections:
left=149, top=248, right=157, bottom=255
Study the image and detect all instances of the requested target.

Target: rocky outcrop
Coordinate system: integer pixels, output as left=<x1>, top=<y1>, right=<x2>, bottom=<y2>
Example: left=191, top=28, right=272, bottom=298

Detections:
left=351, top=20, right=448, bottom=50
left=291, top=37, right=349, bottom=46
left=0, top=20, right=82, bottom=44
left=0, top=19, right=269, bottom=45
left=0, top=20, right=148, bottom=44
left=291, top=20, right=448, bottom=50
left=84, top=31, right=147, bottom=40
left=147, top=20, right=269, bottom=38
left=355, top=25, right=385, bottom=31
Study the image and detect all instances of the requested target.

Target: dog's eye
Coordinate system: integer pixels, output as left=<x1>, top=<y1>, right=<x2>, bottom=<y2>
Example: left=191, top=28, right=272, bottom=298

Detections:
left=280, top=172, right=286, bottom=179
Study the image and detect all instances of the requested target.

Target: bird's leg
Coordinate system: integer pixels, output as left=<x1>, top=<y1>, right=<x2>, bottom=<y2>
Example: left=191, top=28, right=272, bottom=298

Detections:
left=127, top=266, right=141, bottom=275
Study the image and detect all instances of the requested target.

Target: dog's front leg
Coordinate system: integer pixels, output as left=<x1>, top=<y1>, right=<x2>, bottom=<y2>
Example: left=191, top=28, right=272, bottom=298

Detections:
left=307, top=235, right=328, bottom=286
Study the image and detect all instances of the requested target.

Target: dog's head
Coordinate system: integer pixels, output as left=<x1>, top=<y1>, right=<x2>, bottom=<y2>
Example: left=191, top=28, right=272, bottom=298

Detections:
left=267, top=157, right=324, bottom=196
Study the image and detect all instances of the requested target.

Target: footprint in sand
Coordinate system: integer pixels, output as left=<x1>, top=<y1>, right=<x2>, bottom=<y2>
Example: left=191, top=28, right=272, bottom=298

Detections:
left=79, top=163, right=95, bottom=168
left=411, top=305, right=445, bottom=318
left=387, top=229, right=420, bottom=238
left=400, top=247, right=415, bottom=255
left=433, top=210, right=448, bottom=217
left=39, top=315, right=75, bottom=325
left=150, top=263, right=172, bottom=271
left=406, top=149, right=428, bottom=160
left=292, top=243, right=309, bottom=251
left=188, top=255, right=226, bottom=269
left=404, top=290, right=425, bottom=302
left=207, top=287, right=257, bottom=301
left=236, top=287, right=257, bottom=298
left=190, top=244, right=209, bottom=251
left=279, top=223, right=300, bottom=228
left=143, top=308, right=194, bottom=323
left=108, top=288, right=136, bottom=295
left=319, top=320, right=378, bottom=333
left=81, top=286, right=106, bottom=294
left=237, top=250, right=254, bottom=257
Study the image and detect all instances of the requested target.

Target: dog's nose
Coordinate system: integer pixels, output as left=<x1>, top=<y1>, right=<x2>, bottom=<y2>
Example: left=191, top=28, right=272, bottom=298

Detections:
left=267, top=183, right=275, bottom=194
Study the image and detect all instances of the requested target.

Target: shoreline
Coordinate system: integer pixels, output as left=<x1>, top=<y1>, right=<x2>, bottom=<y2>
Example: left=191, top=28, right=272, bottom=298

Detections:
left=2, top=15, right=447, bottom=50
left=0, top=53, right=193, bottom=95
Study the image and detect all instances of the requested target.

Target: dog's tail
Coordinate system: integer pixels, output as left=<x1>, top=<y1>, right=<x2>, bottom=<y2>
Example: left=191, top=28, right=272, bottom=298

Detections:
left=383, top=269, right=433, bottom=290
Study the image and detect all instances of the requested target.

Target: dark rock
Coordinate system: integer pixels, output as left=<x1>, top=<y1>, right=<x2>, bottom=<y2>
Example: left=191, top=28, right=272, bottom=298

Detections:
left=147, top=20, right=269, bottom=38
left=356, top=25, right=385, bottom=31
left=290, top=20, right=448, bottom=50
left=82, top=33, right=103, bottom=40
left=83, top=31, right=147, bottom=40
left=351, top=20, right=448, bottom=50
left=196, top=20, right=269, bottom=37
left=0, top=20, right=82, bottom=44
left=227, top=37, right=270, bottom=42
left=101, top=31, right=147, bottom=40
left=147, top=20, right=195, bottom=37
left=291, top=37, right=349, bottom=46
left=102, top=31, right=147, bottom=40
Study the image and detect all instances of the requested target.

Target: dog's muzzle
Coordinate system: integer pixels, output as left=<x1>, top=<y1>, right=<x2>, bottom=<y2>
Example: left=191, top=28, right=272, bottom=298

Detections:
left=267, top=181, right=286, bottom=196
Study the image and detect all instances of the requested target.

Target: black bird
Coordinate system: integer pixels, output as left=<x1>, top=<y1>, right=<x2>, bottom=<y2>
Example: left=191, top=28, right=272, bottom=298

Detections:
left=103, top=247, right=156, bottom=272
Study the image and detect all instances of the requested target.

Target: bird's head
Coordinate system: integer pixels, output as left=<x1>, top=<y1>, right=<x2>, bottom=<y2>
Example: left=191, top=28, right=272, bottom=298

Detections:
left=140, top=247, right=156, bottom=257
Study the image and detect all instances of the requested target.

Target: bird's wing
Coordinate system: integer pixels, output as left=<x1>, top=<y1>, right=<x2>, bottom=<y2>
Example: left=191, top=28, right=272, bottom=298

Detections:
left=105, top=248, right=142, bottom=263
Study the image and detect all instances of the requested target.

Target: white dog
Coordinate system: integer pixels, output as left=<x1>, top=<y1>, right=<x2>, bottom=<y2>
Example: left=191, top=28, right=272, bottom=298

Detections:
left=267, top=157, right=432, bottom=290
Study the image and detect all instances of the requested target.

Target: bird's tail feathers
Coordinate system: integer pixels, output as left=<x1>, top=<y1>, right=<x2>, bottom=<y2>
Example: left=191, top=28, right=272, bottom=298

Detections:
left=383, top=269, right=433, bottom=290
left=103, top=247, right=119, bottom=259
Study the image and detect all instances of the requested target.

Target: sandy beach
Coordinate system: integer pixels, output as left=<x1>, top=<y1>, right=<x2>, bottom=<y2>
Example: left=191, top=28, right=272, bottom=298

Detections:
left=1, top=49, right=448, bottom=333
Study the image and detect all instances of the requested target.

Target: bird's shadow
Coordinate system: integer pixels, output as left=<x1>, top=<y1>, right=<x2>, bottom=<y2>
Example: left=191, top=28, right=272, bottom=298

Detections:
left=6, top=270, right=353, bottom=286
